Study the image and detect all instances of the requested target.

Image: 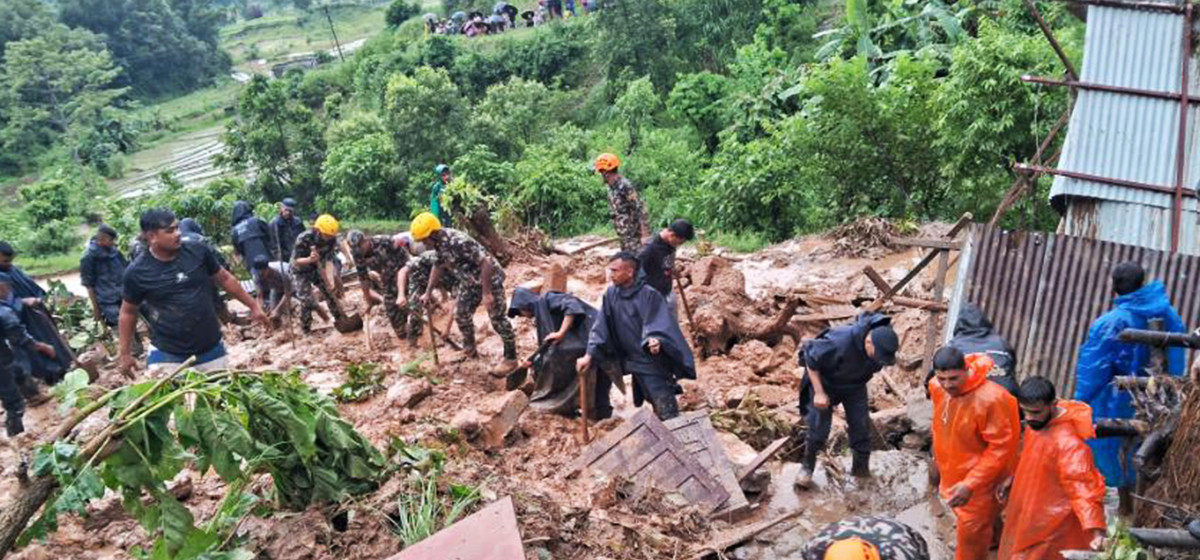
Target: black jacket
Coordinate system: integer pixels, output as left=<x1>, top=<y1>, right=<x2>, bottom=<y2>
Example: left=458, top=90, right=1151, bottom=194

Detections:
left=947, top=302, right=1016, bottom=374
left=270, top=215, right=306, bottom=261
left=231, top=201, right=272, bottom=264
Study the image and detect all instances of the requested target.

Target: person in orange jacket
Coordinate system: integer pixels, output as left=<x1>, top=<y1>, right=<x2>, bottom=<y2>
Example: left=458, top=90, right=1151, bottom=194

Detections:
left=998, top=376, right=1107, bottom=559
left=929, top=346, right=1020, bottom=560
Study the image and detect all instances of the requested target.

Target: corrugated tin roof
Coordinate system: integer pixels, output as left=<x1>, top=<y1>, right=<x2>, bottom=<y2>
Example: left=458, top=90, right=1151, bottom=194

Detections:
left=1049, top=4, right=1200, bottom=222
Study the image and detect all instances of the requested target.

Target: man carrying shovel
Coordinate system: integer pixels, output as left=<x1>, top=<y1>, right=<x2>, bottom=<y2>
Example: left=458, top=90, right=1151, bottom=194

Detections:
left=291, top=215, right=355, bottom=334
left=347, top=230, right=414, bottom=342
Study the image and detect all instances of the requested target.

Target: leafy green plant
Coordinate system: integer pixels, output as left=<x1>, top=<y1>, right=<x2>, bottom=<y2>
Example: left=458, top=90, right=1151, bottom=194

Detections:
left=332, top=362, right=386, bottom=403
left=45, top=279, right=111, bottom=353
left=389, top=473, right=480, bottom=547
left=1097, top=523, right=1152, bottom=560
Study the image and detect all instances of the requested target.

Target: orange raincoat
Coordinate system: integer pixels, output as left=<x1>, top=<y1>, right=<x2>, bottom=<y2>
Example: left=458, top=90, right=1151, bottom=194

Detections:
left=998, top=400, right=1107, bottom=560
left=930, top=353, right=1021, bottom=560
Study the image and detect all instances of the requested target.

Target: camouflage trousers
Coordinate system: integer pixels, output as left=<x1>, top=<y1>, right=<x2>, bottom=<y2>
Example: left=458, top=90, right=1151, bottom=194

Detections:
left=369, top=275, right=411, bottom=339
left=295, top=270, right=347, bottom=332
left=456, top=271, right=517, bottom=360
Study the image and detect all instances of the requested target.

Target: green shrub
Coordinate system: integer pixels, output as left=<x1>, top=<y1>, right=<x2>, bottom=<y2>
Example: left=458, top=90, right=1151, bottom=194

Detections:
left=511, top=129, right=607, bottom=235
left=26, top=220, right=82, bottom=255
left=386, top=0, right=421, bottom=28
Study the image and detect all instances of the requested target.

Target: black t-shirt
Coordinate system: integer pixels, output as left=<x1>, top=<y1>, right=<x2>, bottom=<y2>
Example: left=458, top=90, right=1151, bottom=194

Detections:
left=636, top=233, right=675, bottom=296
left=123, top=241, right=223, bottom=356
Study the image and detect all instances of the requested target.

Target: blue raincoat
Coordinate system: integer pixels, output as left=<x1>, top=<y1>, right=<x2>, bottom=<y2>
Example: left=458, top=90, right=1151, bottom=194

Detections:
left=1073, top=281, right=1186, bottom=487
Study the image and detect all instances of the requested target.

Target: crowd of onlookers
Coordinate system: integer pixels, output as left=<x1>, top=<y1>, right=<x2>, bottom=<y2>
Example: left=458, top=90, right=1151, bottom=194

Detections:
left=423, top=0, right=600, bottom=37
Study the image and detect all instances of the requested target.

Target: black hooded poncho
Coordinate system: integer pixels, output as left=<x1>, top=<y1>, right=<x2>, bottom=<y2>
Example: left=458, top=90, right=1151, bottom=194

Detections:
left=508, top=288, right=598, bottom=415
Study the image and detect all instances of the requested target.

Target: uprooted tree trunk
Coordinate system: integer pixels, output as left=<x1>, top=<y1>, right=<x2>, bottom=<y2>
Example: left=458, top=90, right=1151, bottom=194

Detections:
left=0, top=476, right=58, bottom=555
left=456, top=204, right=512, bottom=266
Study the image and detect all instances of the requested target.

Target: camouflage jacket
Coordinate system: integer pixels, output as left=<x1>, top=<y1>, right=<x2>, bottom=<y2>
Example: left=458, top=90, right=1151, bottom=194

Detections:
left=406, top=251, right=458, bottom=295
left=802, top=516, right=929, bottom=560
left=434, top=229, right=501, bottom=287
left=606, top=175, right=649, bottom=251
left=354, top=235, right=410, bottom=283
left=291, top=230, right=339, bottom=274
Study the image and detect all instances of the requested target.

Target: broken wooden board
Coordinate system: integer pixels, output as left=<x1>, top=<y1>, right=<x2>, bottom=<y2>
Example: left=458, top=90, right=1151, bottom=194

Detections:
left=568, top=408, right=730, bottom=514
left=736, top=436, right=790, bottom=483
left=385, top=496, right=524, bottom=560
left=664, top=411, right=750, bottom=517
left=687, top=510, right=802, bottom=560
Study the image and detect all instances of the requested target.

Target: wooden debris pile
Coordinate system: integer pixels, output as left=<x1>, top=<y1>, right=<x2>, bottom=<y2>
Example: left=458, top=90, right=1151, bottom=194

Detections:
left=827, top=218, right=905, bottom=258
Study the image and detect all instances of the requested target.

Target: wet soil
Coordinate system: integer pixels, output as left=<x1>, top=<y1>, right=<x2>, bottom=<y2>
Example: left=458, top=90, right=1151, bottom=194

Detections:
left=2, top=225, right=961, bottom=559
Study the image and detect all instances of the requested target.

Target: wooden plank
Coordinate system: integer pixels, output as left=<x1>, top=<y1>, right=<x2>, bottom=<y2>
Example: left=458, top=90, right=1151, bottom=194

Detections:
left=866, top=213, right=972, bottom=312
left=664, top=412, right=750, bottom=517
left=922, top=248, right=952, bottom=366
left=736, top=437, right=790, bottom=483
left=863, top=266, right=892, bottom=293
left=889, top=237, right=963, bottom=250
left=386, top=496, right=525, bottom=560
left=568, top=408, right=730, bottom=514
left=687, top=510, right=802, bottom=560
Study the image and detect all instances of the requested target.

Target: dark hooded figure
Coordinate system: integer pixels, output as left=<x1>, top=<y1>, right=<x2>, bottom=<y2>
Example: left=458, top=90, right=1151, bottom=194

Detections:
left=231, top=201, right=273, bottom=296
left=0, top=242, right=72, bottom=385
left=577, top=252, right=696, bottom=420
left=80, top=224, right=128, bottom=327
left=508, top=287, right=611, bottom=418
left=924, top=302, right=1019, bottom=397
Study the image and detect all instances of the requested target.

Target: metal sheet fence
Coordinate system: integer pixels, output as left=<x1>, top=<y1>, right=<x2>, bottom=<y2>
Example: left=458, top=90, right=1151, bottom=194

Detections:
left=951, top=225, right=1200, bottom=395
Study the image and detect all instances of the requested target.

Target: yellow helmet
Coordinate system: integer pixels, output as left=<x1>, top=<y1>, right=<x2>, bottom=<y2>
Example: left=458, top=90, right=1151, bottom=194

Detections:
left=410, top=212, right=442, bottom=241
left=314, top=214, right=339, bottom=237
left=825, top=538, right=881, bottom=560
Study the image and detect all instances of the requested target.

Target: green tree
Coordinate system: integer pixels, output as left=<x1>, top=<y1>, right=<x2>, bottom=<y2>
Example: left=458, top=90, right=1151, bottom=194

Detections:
left=386, top=0, right=420, bottom=27
left=594, top=0, right=682, bottom=92
left=668, top=72, right=730, bottom=154
left=59, top=0, right=231, bottom=96
left=219, top=75, right=326, bottom=206
left=0, top=0, right=55, bottom=60
left=0, top=24, right=129, bottom=169
left=321, top=112, right=405, bottom=218
left=469, top=77, right=563, bottom=161
left=384, top=67, right=467, bottom=183
left=613, top=76, right=660, bottom=153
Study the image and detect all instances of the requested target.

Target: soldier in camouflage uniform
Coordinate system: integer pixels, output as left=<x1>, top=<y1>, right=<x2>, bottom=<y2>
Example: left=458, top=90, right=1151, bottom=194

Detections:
left=413, top=213, right=517, bottom=375
left=594, top=153, right=650, bottom=252
left=291, top=215, right=348, bottom=333
left=801, top=516, right=929, bottom=560
left=347, top=230, right=413, bottom=339
left=397, top=250, right=457, bottom=343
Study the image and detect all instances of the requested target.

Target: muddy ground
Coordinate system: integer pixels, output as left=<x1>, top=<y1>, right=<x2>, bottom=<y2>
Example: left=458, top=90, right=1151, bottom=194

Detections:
left=2, top=226, right=961, bottom=560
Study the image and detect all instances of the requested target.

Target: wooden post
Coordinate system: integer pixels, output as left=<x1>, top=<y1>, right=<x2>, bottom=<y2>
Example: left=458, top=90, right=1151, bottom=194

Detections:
left=579, top=367, right=591, bottom=444
left=674, top=271, right=697, bottom=335
left=922, top=248, right=951, bottom=371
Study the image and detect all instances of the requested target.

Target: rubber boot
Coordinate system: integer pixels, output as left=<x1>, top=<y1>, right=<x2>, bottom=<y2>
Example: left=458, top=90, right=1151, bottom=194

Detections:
left=794, top=447, right=818, bottom=490
left=5, top=407, right=25, bottom=438
left=851, top=451, right=871, bottom=478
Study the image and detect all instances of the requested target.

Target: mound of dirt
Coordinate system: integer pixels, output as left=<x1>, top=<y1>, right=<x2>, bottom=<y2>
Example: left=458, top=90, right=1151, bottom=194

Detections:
left=827, top=218, right=905, bottom=259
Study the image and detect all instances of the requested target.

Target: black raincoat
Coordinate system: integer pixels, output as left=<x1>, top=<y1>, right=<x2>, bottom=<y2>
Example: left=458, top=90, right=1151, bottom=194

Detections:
left=508, top=288, right=602, bottom=415
left=231, top=201, right=272, bottom=266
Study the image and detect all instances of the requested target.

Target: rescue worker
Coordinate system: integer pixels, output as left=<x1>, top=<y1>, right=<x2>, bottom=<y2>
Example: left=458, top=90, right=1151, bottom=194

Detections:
left=0, top=242, right=45, bottom=302
left=794, top=312, right=899, bottom=489
left=0, top=241, right=72, bottom=386
left=926, top=302, right=1019, bottom=397
left=0, top=273, right=57, bottom=437
left=430, top=164, right=453, bottom=226
left=231, top=201, right=274, bottom=301
left=270, top=198, right=306, bottom=262
left=801, top=516, right=930, bottom=560
left=1074, top=261, right=1184, bottom=516
left=80, top=224, right=128, bottom=327
left=576, top=251, right=696, bottom=421
left=637, top=218, right=694, bottom=320
left=118, top=209, right=269, bottom=378
left=412, top=212, right=518, bottom=374
left=508, top=287, right=611, bottom=418
left=929, top=346, right=1020, bottom=560
left=998, top=376, right=1107, bottom=559
left=594, top=153, right=650, bottom=252
left=397, top=250, right=457, bottom=345
left=347, top=230, right=413, bottom=340
left=178, top=218, right=240, bottom=326
left=252, top=255, right=291, bottom=322
left=291, top=215, right=350, bottom=333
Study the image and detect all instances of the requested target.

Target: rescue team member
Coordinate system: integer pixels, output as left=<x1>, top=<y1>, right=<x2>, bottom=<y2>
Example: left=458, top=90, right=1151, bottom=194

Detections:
left=801, top=516, right=930, bottom=560
left=795, top=312, right=899, bottom=489
left=508, top=287, right=612, bottom=419
left=929, top=346, right=1019, bottom=560
left=998, top=376, right=1107, bottom=559
left=413, top=212, right=519, bottom=376
left=291, top=215, right=350, bottom=333
left=1074, top=261, right=1184, bottom=516
left=0, top=273, right=57, bottom=438
left=80, top=224, right=128, bottom=327
left=926, top=302, right=1019, bottom=397
left=594, top=153, right=650, bottom=252
left=430, top=164, right=453, bottom=226
left=118, top=209, right=269, bottom=378
left=347, top=230, right=413, bottom=340
left=0, top=242, right=72, bottom=386
left=397, top=250, right=458, bottom=345
left=637, top=219, right=695, bottom=320
left=270, top=198, right=306, bottom=261
left=577, top=252, right=696, bottom=421
left=231, top=201, right=274, bottom=301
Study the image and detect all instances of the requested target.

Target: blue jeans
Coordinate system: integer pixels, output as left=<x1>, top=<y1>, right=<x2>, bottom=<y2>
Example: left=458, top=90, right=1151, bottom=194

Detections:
left=148, top=342, right=227, bottom=368
left=803, top=382, right=872, bottom=455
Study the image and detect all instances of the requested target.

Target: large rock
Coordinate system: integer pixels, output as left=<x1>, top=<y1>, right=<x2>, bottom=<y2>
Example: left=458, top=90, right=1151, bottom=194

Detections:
left=451, top=390, right=529, bottom=448
left=906, top=399, right=933, bottom=437
left=386, top=377, right=433, bottom=408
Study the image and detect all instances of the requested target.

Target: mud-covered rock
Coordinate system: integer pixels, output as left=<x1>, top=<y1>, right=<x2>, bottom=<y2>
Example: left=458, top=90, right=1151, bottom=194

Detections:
left=386, top=377, right=432, bottom=408
left=451, top=390, right=529, bottom=448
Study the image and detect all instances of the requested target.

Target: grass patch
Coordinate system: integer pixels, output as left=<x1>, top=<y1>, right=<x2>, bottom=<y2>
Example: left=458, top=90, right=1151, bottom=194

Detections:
left=220, top=4, right=389, bottom=66
left=705, top=230, right=771, bottom=254
left=23, top=252, right=83, bottom=278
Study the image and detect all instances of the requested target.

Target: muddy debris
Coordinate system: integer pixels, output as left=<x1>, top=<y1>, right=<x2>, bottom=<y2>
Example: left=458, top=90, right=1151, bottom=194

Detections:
left=385, top=377, right=433, bottom=408
left=450, top=389, right=529, bottom=448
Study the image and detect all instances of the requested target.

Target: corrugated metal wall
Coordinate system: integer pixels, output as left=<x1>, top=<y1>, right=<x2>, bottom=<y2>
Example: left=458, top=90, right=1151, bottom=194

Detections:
left=950, top=225, right=1200, bottom=395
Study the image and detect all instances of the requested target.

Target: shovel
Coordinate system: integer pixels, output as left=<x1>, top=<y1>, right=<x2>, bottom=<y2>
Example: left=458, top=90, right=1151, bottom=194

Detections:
left=334, top=313, right=364, bottom=333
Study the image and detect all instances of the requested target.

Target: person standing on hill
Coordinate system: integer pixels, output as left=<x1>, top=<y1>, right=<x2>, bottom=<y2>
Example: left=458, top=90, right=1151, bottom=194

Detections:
left=637, top=219, right=694, bottom=320
left=1074, top=261, right=1185, bottom=516
left=118, top=209, right=269, bottom=378
left=929, top=346, right=1020, bottom=560
left=594, top=153, right=650, bottom=252
left=430, top=164, right=453, bottom=227
left=412, top=212, right=518, bottom=375
left=0, top=242, right=72, bottom=386
left=998, top=376, right=1107, bottom=559
left=794, top=312, right=899, bottom=489
left=291, top=215, right=350, bottom=333
left=577, top=252, right=696, bottom=421
left=80, top=224, right=128, bottom=328
left=270, top=198, right=306, bottom=262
